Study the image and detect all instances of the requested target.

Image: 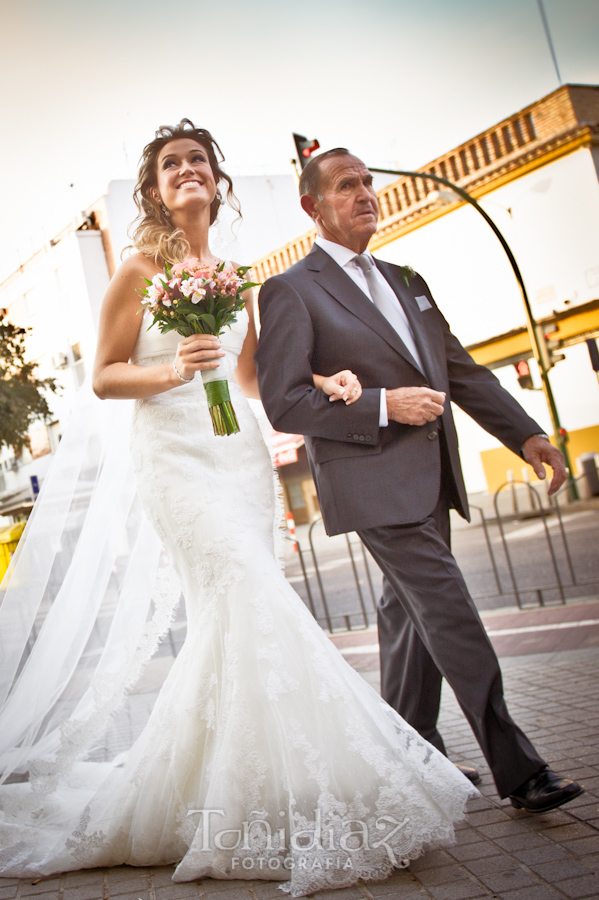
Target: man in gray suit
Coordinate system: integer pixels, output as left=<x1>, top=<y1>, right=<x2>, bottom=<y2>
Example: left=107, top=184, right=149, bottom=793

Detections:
left=255, top=148, right=582, bottom=813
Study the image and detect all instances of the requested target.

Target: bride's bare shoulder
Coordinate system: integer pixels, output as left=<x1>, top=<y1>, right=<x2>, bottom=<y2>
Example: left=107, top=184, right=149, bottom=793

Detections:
left=116, top=251, right=161, bottom=281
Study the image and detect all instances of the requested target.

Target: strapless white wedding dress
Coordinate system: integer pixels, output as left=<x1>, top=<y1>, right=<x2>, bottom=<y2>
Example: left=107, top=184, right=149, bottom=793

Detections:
left=0, top=311, right=474, bottom=896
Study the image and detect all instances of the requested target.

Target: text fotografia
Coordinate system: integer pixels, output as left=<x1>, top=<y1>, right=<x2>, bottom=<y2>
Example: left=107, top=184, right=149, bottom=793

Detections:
left=186, top=808, right=411, bottom=867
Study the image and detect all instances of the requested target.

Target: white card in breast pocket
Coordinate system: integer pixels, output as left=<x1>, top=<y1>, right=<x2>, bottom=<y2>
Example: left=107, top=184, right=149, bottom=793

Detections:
left=415, top=295, right=432, bottom=311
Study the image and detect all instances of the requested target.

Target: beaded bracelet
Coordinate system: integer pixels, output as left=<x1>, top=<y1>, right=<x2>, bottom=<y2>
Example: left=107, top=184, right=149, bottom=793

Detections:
left=173, top=360, right=193, bottom=383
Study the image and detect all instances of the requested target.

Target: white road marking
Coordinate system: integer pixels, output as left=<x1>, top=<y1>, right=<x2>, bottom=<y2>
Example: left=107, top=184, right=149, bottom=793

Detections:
left=338, top=618, right=599, bottom=655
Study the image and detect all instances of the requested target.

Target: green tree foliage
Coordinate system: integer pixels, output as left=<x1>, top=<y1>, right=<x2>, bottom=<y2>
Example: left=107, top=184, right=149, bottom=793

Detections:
left=0, top=309, right=58, bottom=450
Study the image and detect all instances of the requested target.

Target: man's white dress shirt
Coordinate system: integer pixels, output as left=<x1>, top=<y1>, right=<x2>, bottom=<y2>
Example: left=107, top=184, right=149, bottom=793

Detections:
left=314, top=237, right=423, bottom=427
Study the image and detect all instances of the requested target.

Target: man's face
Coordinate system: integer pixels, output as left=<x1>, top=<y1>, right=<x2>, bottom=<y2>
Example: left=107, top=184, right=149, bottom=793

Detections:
left=306, top=154, right=379, bottom=253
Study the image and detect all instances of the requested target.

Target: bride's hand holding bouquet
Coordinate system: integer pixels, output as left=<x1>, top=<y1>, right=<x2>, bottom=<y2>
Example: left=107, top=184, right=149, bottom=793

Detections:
left=139, top=258, right=259, bottom=435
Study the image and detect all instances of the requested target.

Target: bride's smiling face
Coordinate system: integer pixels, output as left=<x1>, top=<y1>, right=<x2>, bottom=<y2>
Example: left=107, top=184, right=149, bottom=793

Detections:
left=154, top=138, right=218, bottom=216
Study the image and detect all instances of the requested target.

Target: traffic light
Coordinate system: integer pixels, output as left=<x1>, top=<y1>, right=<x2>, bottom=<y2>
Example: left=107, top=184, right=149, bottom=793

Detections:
left=293, top=133, right=320, bottom=169
left=515, top=359, right=534, bottom=390
left=534, top=324, right=565, bottom=370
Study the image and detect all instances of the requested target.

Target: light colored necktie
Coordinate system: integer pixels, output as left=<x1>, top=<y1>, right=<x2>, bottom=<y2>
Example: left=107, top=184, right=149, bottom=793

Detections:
left=353, top=254, right=422, bottom=369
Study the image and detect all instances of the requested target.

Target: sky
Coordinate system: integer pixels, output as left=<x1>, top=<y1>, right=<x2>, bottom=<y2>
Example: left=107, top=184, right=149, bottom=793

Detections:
left=1, top=0, right=598, bottom=281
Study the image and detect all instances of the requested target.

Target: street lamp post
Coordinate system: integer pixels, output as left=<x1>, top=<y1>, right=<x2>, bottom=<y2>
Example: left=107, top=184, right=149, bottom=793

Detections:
left=369, top=165, right=576, bottom=498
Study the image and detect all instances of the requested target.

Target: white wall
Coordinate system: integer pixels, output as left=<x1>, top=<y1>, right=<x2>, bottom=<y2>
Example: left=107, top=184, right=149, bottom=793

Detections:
left=0, top=231, right=107, bottom=508
left=374, top=147, right=599, bottom=493
left=105, top=174, right=312, bottom=267
left=378, top=147, right=599, bottom=345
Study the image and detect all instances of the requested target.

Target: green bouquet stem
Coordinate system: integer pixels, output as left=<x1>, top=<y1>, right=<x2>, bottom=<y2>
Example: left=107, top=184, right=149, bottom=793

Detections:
left=203, top=378, right=240, bottom=437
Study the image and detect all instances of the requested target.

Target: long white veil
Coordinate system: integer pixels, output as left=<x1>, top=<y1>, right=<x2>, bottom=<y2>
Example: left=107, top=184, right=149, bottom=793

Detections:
left=0, top=379, right=182, bottom=800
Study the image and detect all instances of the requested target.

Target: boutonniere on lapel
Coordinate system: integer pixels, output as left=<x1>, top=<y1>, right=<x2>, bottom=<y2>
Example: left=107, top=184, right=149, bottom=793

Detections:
left=398, top=265, right=416, bottom=288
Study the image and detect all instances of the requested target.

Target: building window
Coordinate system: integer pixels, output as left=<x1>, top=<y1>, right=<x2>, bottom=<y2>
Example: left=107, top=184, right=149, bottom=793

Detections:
left=480, top=137, right=491, bottom=165
left=502, top=125, right=514, bottom=153
left=490, top=132, right=503, bottom=159
left=523, top=112, right=536, bottom=141
left=71, top=342, right=86, bottom=389
left=468, top=144, right=480, bottom=170
left=459, top=149, right=470, bottom=175
left=513, top=118, right=526, bottom=147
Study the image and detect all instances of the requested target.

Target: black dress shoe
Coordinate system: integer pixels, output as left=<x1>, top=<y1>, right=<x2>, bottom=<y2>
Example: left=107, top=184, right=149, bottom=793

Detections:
left=455, top=763, right=481, bottom=785
left=509, top=767, right=583, bottom=813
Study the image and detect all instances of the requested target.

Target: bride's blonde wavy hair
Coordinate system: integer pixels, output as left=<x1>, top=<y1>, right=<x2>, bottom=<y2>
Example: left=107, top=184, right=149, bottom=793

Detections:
left=128, top=119, right=240, bottom=264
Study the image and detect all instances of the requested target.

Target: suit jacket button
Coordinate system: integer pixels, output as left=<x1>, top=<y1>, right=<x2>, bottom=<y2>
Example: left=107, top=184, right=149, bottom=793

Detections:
left=347, top=433, right=353, bottom=439
left=365, top=435, right=372, bottom=441
left=428, top=430, right=438, bottom=440
left=353, top=433, right=359, bottom=440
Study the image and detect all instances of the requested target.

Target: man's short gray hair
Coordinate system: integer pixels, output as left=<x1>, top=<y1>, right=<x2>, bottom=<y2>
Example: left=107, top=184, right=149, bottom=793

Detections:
left=298, top=147, right=351, bottom=199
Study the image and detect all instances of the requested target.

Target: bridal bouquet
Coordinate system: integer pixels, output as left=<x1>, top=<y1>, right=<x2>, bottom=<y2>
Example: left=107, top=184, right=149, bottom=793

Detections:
left=139, top=259, right=258, bottom=436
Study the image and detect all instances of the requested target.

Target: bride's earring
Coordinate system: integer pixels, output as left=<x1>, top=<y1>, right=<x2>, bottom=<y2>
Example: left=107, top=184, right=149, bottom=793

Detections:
left=153, top=192, right=170, bottom=217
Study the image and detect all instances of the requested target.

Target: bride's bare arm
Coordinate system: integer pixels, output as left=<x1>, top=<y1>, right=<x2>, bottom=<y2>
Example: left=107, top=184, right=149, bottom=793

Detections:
left=93, top=255, right=225, bottom=400
left=234, top=293, right=261, bottom=399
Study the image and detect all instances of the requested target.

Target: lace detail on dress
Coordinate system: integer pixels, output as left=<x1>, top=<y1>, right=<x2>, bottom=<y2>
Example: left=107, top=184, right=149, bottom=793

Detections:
left=0, top=302, right=475, bottom=889
left=64, top=808, right=107, bottom=864
left=0, top=564, right=182, bottom=823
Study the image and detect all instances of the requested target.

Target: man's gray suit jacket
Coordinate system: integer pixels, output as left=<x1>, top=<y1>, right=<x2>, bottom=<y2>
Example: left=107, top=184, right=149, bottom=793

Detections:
left=255, top=245, right=542, bottom=536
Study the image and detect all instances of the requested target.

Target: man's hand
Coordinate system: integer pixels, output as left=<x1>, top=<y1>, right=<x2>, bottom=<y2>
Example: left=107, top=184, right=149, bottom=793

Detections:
left=522, top=434, right=567, bottom=495
left=386, top=387, right=446, bottom=426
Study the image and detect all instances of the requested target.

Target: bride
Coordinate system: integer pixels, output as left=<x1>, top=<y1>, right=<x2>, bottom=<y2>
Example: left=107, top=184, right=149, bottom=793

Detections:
left=0, top=120, right=474, bottom=896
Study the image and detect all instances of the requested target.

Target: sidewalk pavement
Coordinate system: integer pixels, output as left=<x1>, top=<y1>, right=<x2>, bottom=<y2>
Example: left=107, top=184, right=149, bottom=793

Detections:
left=1, top=601, right=598, bottom=900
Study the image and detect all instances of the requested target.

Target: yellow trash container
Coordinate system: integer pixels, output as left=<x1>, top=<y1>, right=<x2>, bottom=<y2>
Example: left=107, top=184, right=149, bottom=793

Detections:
left=0, top=520, right=26, bottom=583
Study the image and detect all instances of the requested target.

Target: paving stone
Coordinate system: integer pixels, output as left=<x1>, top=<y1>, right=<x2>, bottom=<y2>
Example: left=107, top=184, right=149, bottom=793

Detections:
left=0, top=886, right=19, bottom=900
left=463, top=854, right=516, bottom=877
left=464, top=798, right=494, bottom=813
left=107, top=867, right=150, bottom=883
left=568, top=803, right=599, bottom=821
left=308, top=888, right=366, bottom=899
left=408, top=850, right=454, bottom=872
left=464, top=809, right=510, bottom=827
left=108, top=892, right=151, bottom=900
left=478, top=867, right=540, bottom=892
left=494, top=831, right=549, bottom=852
left=544, top=822, right=596, bottom=841
left=194, top=889, right=252, bottom=900
left=250, top=883, right=300, bottom=900
left=451, top=829, right=486, bottom=847
left=109, top=877, right=150, bottom=895
left=20, top=880, right=63, bottom=896
left=447, top=843, right=501, bottom=864
left=495, top=883, right=572, bottom=899
left=364, top=887, right=426, bottom=899
left=530, top=858, right=594, bottom=880
left=426, top=879, right=487, bottom=900
left=151, top=883, right=199, bottom=898
left=63, top=885, right=106, bottom=900
left=414, top=867, right=470, bottom=887
left=560, top=836, right=599, bottom=857
left=197, top=881, right=253, bottom=893
left=196, top=884, right=254, bottom=896
left=512, top=843, right=569, bottom=865
left=148, top=868, right=178, bottom=887
left=475, top=820, right=531, bottom=839
left=555, top=874, right=599, bottom=898
left=63, top=871, right=106, bottom=889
